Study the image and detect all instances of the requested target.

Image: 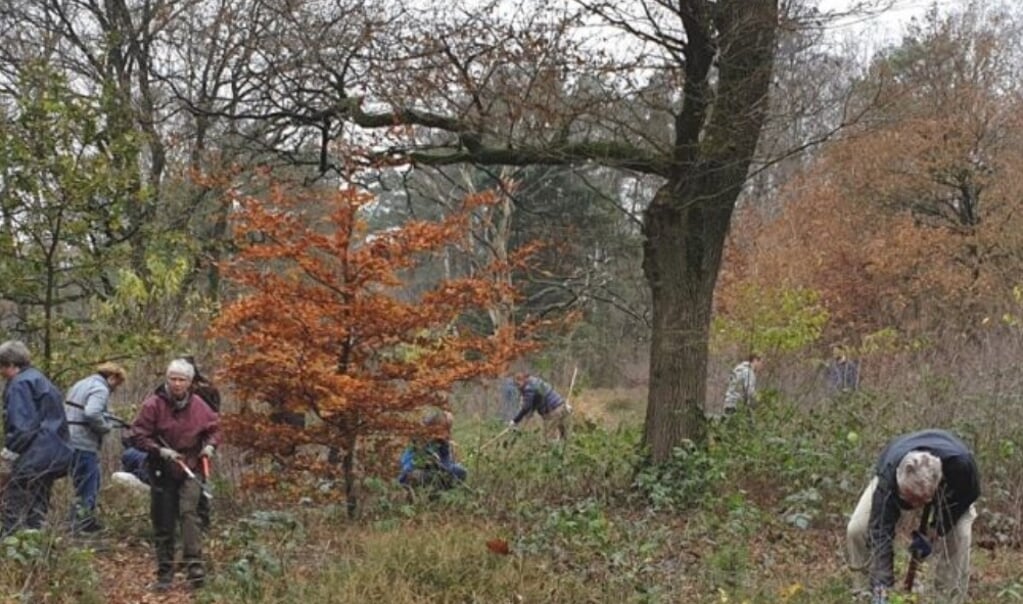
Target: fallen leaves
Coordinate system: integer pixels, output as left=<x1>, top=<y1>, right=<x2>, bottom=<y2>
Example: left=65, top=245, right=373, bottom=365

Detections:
left=485, top=538, right=511, bottom=555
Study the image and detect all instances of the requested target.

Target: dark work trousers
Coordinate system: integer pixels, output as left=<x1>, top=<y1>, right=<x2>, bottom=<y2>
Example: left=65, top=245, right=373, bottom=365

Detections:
left=1, top=473, right=57, bottom=535
left=150, top=470, right=203, bottom=581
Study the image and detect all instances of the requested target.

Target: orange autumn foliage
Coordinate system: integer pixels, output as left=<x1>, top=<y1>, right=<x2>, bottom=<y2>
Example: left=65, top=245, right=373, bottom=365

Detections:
left=210, top=179, right=541, bottom=496
left=722, top=9, right=1023, bottom=344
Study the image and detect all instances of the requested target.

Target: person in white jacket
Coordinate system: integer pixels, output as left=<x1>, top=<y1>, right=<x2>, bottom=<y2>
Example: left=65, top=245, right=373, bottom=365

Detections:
left=723, top=353, right=763, bottom=415
left=64, top=362, right=126, bottom=533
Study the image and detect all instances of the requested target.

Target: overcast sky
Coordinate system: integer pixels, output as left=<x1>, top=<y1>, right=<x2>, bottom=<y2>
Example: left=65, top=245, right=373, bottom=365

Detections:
left=816, top=0, right=964, bottom=46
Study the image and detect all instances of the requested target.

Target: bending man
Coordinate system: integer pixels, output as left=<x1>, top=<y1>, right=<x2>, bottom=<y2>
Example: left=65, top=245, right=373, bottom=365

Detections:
left=510, top=372, right=570, bottom=441
left=847, top=429, right=980, bottom=604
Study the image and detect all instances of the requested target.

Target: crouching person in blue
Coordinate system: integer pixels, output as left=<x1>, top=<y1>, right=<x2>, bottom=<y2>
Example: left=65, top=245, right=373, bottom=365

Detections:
left=510, top=372, right=570, bottom=441
left=111, top=434, right=151, bottom=493
left=846, top=429, right=980, bottom=604
left=0, top=340, right=73, bottom=536
left=398, top=410, right=467, bottom=495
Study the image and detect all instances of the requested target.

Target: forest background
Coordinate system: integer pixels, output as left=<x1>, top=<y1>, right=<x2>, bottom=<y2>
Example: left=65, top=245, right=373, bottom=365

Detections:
left=2, top=0, right=1023, bottom=602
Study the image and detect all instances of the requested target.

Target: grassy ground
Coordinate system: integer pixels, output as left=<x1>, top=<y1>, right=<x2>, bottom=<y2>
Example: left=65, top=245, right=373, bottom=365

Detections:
left=2, top=387, right=1022, bottom=603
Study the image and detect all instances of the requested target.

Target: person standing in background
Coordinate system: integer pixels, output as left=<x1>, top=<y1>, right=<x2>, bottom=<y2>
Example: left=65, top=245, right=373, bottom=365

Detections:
left=182, top=355, right=220, bottom=531
left=723, top=353, right=764, bottom=415
left=182, top=355, right=221, bottom=413
left=826, top=346, right=860, bottom=394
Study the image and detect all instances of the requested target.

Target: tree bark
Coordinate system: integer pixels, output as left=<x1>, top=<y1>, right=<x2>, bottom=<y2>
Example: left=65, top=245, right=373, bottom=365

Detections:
left=642, top=0, right=779, bottom=462
left=642, top=173, right=736, bottom=459
left=183, top=0, right=780, bottom=463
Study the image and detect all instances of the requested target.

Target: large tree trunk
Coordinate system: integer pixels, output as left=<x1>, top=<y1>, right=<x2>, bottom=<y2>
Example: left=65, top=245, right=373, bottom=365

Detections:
left=641, top=0, right=779, bottom=462
left=642, top=177, right=735, bottom=461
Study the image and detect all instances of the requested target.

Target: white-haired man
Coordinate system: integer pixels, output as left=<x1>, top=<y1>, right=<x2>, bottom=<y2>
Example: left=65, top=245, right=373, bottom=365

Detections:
left=847, top=429, right=980, bottom=604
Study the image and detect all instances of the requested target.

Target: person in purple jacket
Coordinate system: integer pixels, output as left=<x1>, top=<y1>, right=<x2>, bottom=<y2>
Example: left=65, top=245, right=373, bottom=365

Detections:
left=846, top=429, right=980, bottom=604
left=130, top=358, right=221, bottom=592
left=510, top=372, right=571, bottom=441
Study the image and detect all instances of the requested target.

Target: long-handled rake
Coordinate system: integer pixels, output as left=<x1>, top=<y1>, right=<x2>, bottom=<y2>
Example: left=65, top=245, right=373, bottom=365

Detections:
left=479, top=426, right=514, bottom=451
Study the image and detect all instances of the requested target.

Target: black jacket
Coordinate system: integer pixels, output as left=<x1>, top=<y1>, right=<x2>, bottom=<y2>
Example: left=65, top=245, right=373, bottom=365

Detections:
left=868, top=429, right=980, bottom=588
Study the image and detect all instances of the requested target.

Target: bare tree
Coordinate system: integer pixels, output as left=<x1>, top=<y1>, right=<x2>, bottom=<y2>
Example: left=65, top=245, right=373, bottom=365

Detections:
left=336, top=1, right=780, bottom=459
left=191, top=0, right=782, bottom=458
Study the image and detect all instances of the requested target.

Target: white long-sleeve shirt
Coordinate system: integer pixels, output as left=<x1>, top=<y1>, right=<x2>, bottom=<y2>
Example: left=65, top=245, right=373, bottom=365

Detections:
left=723, top=361, right=757, bottom=411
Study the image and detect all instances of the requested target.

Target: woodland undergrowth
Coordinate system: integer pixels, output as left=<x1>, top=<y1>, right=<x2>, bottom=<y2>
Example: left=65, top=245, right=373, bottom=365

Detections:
left=3, top=380, right=1023, bottom=603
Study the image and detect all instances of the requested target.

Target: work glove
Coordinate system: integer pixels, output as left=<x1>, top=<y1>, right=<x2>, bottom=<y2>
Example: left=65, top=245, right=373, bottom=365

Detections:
left=159, top=447, right=182, bottom=462
left=871, top=585, right=888, bottom=604
left=201, top=444, right=215, bottom=459
left=909, top=530, right=932, bottom=559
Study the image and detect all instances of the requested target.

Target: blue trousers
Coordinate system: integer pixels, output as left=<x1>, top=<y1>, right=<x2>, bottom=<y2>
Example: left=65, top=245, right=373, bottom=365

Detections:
left=70, top=449, right=101, bottom=526
left=121, top=447, right=151, bottom=484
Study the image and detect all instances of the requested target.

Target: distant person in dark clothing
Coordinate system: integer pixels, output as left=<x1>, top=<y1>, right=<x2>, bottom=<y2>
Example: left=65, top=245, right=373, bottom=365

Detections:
left=847, top=430, right=980, bottom=604
left=0, top=340, right=74, bottom=536
left=826, top=347, right=860, bottom=394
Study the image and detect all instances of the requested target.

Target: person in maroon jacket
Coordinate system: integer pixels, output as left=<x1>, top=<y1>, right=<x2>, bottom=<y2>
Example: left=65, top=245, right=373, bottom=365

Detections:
left=130, top=358, right=221, bottom=592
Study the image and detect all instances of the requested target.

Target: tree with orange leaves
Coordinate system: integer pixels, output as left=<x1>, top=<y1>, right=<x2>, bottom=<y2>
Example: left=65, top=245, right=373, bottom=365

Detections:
left=211, top=178, right=538, bottom=516
left=723, top=6, right=1023, bottom=346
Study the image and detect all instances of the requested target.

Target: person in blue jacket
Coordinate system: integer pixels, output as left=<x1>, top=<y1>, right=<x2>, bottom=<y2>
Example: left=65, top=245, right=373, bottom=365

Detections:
left=111, top=433, right=151, bottom=493
left=0, top=340, right=73, bottom=536
left=398, top=410, right=466, bottom=493
left=846, top=429, right=980, bottom=604
left=510, top=372, right=570, bottom=441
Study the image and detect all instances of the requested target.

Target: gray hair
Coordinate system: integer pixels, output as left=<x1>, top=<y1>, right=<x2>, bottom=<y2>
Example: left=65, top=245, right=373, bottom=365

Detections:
left=896, top=450, right=942, bottom=501
left=166, top=358, right=196, bottom=380
left=0, top=340, right=31, bottom=368
left=422, top=409, right=454, bottom=428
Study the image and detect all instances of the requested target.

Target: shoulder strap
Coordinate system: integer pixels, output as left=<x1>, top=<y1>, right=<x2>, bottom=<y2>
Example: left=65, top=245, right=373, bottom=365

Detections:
left=65, top=400, right=91, bottom=426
